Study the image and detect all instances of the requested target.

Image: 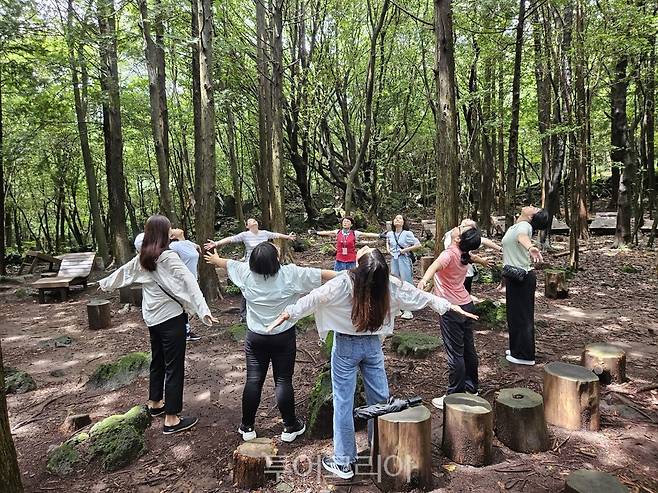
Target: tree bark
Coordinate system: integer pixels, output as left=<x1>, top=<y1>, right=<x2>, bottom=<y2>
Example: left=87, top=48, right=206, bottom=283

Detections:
left=479, top=57, right=494, bottom=234
left=433, top=0, right=459, bottom=254
left=137, top=0, right=177, bottom=224
left=505, top=0, right=526, bottom=228
left=645, top=33, right=656, bottom=220
left=192, top=0, right=219, bottom=299
left=256, top=0, right=272, bottom=227
left=225, top=102, right=244, bottom=226
left=0, top=66, right=5, bottom=275
left=0, top=338, right=24, bottom=492
left=97, top=0, right=131, bottom=265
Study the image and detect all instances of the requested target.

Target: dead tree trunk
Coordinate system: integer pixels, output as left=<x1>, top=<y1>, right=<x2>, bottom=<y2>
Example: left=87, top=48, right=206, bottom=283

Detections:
left=0, top=339, right=24, bottom=493
left=232, top=438, right=277, bottom=490
left=87, top=299, right=111, bottom=330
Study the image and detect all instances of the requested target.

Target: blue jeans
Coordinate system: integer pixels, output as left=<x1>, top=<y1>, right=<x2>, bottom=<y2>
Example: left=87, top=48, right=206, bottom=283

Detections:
left=331, top=332, right=389, bottom=466
left=334, top=260, right=356, bottom=271
left=391, top=255, right=413, bottom=284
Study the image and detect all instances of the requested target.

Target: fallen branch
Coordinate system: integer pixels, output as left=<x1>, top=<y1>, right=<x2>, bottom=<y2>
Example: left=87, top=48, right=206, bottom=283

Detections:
left=612, top=392, right=657, bottom=423
left=299, top=347, right=318, bottom=365
left=551, top=434, right=571, bottom=452
left=638, top=383, right=658, bottom=393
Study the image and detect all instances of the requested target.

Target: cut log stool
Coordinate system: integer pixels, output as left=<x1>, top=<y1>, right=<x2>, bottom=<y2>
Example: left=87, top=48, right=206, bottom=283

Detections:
left=375, top=405, right=432, bottom=492
left=87, top=299, right=111, bottom=330
left=442, top=393, right=493, bottom=466
left=545, top=269, right=568, bottom=299
left=564, top=469, right=628, bottom=493
left=495, top=388, right=549, bottom=453
left=543, top=362, right=600, bottom=431
left=130, top=284, right=143, bottom=307
left=420, top=256, right=435, bottom=276
left=233, top=438, right=277, bottom=490
left=581, top=343, right=626, bottom=385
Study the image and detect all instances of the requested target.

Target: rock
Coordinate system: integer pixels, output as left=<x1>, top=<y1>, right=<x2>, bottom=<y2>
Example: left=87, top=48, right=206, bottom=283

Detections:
left=620, top=264, right=639, bottom=274
left=223, top=322, right=247, bottom=342
left=291, top=238, right=311, bottom=253
left=46, top=442, right=81, bottom=476
left=50, top=369, right=66, bottom=378
left=60, top=414, right=92, bottom=434
left=4, top=367, right=37, bottom=394
left=295, top=314, right=316, bottom=333
left=38, top=336, right=74, bottom=348
left=390, top=332, right=442, bottom=358
left=86, top=352, right=151, bottom=390
left=474, top=299, right=506, bottom=327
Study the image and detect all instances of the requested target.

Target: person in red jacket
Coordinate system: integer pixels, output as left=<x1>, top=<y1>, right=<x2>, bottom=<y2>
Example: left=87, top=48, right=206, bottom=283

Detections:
left=312, top=217, right=382, bottom=271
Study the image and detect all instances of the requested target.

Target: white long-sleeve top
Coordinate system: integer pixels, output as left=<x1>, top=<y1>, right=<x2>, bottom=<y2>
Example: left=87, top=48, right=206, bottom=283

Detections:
left=99, top=250, right=212, bottom=327
left=284, top=274, right=451, bottom=341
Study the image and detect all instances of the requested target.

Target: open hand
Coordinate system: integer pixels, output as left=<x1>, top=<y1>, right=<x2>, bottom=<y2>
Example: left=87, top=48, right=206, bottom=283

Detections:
left=204, top=252, right=221, bottom=266
left=308, top=229, right=317, bottom=235
left=450, top=304, right=479, bottom=320
left=289, top=232, right=297, bottom=241
left=529, top=246, right=543, bottom=263
left=202, top=314, right=219, bottom=325
left=265, top=311, right=291, bottom=333
left=204, top=239, right=217, bottom=251
left=417, top=279, right=427, bottom=291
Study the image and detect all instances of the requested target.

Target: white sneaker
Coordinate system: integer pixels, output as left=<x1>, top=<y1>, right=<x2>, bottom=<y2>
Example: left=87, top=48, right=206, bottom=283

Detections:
left=238, top=424, right=257, bottom=441
left=505, top=354, right=535, bottom=366
left=431, top=395, right=446, bottom=410
left=401, top=311, right=413, bottom=320
left=506, top=349, right=511, bottom=356
left=395, top=310, right=403, bottom=317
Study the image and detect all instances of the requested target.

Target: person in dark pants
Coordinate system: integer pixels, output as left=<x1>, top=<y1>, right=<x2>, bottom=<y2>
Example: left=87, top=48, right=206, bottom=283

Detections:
left=100, top=215, right=218, bottom=435
left=205, top=242, right=336, bottom=442
left=501, top=206, right=550, bottom=365
left=418, top=224, right=483, bottom=410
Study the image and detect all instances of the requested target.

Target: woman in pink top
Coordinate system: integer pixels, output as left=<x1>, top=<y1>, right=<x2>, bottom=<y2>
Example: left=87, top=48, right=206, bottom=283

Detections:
left=417, top=224, right=482, bottom=410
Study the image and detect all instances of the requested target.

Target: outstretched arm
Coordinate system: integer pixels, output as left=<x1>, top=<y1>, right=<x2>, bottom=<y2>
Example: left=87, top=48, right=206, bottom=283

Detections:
left=417, top=255, right=446, bottom=291
left=471, top=253, right=493, bottom=268
left=517, top=233, right=543, bottom=263
left=204, top=233, right=242, bottom=251
left=312, top=229, right=339, bottom=237
left=395, top=280, right=478, bottom=320
left=99, top=256, right=141, bottom=292
left=204, top=252, right=230, bottom=269
left=355, top=231, right=382, bottom=239
left=321, top=269, right=338, bottom=281
left=481, top=237, right=502, bottom=252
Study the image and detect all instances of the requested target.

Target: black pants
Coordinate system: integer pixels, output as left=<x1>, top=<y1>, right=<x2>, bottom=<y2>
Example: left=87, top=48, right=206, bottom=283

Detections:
left=505, top=269, right=537, bottom=361
left=240, top=295, right=247, bottom=319
left=148, top=312, right=187, bottom=415
left=464, top=276, right=473, bottom=294
left=242, top=328, right=297, bottom=427
left=439, top=302, right=478, bottom=394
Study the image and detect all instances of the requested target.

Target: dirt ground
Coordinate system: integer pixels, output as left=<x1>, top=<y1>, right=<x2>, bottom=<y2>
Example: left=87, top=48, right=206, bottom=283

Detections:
left=2, top=233, right=657, bottom=493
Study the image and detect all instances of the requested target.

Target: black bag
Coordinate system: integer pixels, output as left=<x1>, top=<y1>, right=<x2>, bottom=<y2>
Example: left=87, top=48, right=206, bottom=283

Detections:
left=502, top=265, right=528, bottom=283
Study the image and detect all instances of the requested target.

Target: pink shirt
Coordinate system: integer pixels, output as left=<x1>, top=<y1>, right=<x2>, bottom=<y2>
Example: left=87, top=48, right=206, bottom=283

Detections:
left=433, top=244, right=471, bottom=306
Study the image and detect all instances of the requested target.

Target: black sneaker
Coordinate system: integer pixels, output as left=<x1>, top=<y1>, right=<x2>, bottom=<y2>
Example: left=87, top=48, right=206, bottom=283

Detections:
left=163, top=416, right=198, bottom=435
left=186, top=331, right=201, bottom=342
left=148, top=406, right=165, bottom=417
left=281, top=418, right=306, bottom=443
left=238, top=423, right=257, bottom=441
left=321, top=456, right=354, bottom=480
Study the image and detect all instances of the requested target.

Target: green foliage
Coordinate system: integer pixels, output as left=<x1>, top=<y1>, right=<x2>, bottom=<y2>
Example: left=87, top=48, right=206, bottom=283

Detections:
left=474, top=299, right=507, bottom=328
left=307, top=369, right=333, bottom=436
left=478, top=265, right=502, bottom=284
left=87, top=352, right=151, bottom=390
left=4, top=367, right=36, bottom=394
left=390, top=332, right=442, bottom=358
left=620, top=264, right=640, bottom=274
left=320, top=243, right=337, bottom=256
left=224, top=322, right=248, bottom=342
left=224, top=283, right=242, bottom=296
left=320, top=331, right=334, bottom=360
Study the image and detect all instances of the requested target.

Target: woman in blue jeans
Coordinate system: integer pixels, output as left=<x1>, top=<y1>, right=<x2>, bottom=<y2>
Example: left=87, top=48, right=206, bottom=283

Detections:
left=386, top=214, right=422, bottom=319
left=267, top=246, right=477, bottom=479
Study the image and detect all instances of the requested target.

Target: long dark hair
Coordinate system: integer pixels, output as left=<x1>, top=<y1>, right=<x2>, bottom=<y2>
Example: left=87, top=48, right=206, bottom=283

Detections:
left=530, top=209, right=550, bottom=231
left=349, top=249, right=391, bottom=332
left=459, top=227, right=482, bottom=265
left=140, top=215, right=172, bottom=271
left=392, top=214, right=411, bottom=231
left=249, top=242, right=281, bottom=279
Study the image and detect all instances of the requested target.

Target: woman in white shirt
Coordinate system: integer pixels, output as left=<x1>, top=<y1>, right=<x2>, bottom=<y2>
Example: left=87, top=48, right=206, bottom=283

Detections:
left=99, top=215, right=217, bottom=435
left=266, top=246, right=477, bottom=479
left=204, top=242, right=336, bottom=443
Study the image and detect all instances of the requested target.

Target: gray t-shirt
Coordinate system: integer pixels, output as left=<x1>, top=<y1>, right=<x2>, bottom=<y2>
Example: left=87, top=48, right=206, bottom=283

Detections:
left=226, top=260, right=322, bottom=335
left=170, top=240, right=199, bottom=279
left=502, top=221, right=533, bottom=271
left=227, top=230, right=279, bottom=261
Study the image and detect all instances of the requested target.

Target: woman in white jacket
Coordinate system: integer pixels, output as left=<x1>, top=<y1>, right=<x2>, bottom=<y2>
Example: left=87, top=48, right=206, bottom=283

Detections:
left=99, top=215, right=217, bottom=435
left=267, top=246, right=477, bottom=479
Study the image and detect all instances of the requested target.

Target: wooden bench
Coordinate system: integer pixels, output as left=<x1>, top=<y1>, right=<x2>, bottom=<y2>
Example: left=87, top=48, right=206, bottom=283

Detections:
left=31, top=252, right=96, bottom=303
left=18, top=251, right=62, bottom=275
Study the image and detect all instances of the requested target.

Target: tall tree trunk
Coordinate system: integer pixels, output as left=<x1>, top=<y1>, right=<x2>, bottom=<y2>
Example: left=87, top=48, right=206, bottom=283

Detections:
left=138, top=0, right=177, bottom=224
left=225, top=102, right=244, bottom=226
left=497, top=58, right=506, bottom=214
left=610, top=57, right=633, bottom=247
left=433, top=0, right=459, bottom=253
left=192, top=0, right=219, bottom=299
left=256, top=0, right=272, bottom=227
left=505, top=0, right=526, bottom=228
left=97, top=0, right=131, bottom=265
left=646, top=33, right=656, bottom=220
left=0, top=66, right=5, bottom=276
left=479, top=57, right=494, bottom=234
left=0, top=339, right=24, bottom=492
left=67, top=0, right=109, bottom=264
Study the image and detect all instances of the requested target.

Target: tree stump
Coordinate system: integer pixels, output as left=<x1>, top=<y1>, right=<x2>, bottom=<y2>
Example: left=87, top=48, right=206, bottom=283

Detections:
left=543, top=362, right=600, bottom=431
left=564, top=469, right=628, bottom=493
left=130, top=284, right=143, bottom=307
left=581, top=343, right=626, bottom=385
left=442, top=393, right=493, bottom=466
left=495, top=388, right=549, bottom=453
left=545, top=270, right=568, bottom=299
left=376, top=405, right=432, bottom=492
left=87, top=299, right=111, bottom=330
left=420, top=256, right=435, bottom=276
left=232, top=438, right=277, bottom=490
left=119, top=286, right=132, bottom=304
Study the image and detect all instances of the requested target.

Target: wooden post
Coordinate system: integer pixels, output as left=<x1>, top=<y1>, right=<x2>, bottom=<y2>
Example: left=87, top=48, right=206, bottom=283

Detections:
left=564, top=470, right=629, bottom=493
left=130, top=284, right=143, bottom=307
left=442, top=393, right=493, bottom=466
left=232, top=438, right=277, bottom=490
left=581, top=343, right=626, bottom=385
left=87, top=299, right=111, bottom=330
left=119, top=285, right=132, bottom=304
left=376, top=405, right=432, bottom=492
left=543, top=361, right=600, bottom=431
left=494, top=388, right=549, bottom=453
left=545, top=269, right=568, bottom=298
left=420, top=256, right=435, bottom=276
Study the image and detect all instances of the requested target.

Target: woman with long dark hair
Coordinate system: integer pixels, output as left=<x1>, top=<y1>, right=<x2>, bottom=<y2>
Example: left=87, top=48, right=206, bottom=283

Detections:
left=418, top=224, right=482, bottom=409
left=311, top=216, right=382, bottom=271
left=386, top=214, right=422, bottom=319
left=266, top=246, right=477, bottom=479
left=204, top=242, right=336, bottom=443
left=502, top=206, right=549, bottom=366
left=99, top=215, right=217, bottom=435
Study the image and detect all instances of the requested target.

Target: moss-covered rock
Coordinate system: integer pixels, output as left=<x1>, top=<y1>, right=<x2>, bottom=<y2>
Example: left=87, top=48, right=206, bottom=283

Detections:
left=46, top=442, right=81, bottom=475
left=223, top=322, right=247, bottom=342
left=4, top=367, right=36, bottom=394
left=39, top=336, right=73, bottom=348
left=390, top=332, right=442, bottom=358
left=477, top=265, right=502, bottom=284
left=474, top=299, right=506, bottom=327
left=14, top=287, right=30, bottom=299
left=90, top=405, right=151, bottom=437
left=86, top=352, right=150, bottom=390
left=291, top=238, right=312, bottom=253
left=320, top=243, right=337, bottom=256
left=620, top=264, right=639, bottom=274
left=320, top=331, right=334, bottom=360
left=295, top=314, right=316, bottom=333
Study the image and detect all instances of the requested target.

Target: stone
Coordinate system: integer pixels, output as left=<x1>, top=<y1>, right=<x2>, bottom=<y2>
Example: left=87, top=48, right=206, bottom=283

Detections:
left=474, top=299, right=506, bottom=327
left=46, top=442, right=81, bottom=476
left=223, top=322, right=247, bottom=342
left=390, top=332, right=442, bottom=358
left=295, top=314, right=316, bottom=333
left=39, top=336, right=74, bottom=348
left=4, top=367, right=37, bottom=394
left=60, top=414, right=92, bottom=434
left=86, top=352, right=151, bottom=390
